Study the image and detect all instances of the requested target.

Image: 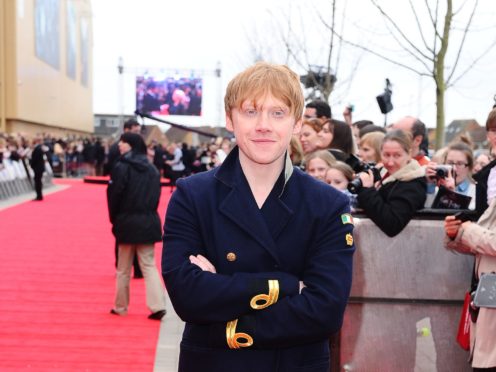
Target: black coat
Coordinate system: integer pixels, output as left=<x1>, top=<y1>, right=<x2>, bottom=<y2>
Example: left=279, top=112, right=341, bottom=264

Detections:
left=107, top=151, right=162, bottom=244
left=30, top=144, right=45, bottom=174
left=473, top=159, right=496, bottom=218
left=357, top=176, right=427, bottom=237
left=105, top=142, right=120, bottom=175
left=162, top=147, right=355, bottom=372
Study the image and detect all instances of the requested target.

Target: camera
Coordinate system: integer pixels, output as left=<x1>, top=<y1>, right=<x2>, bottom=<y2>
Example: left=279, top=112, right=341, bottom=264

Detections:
left=434, top=165, right=453, bottom=179
left=348, top=162, right=382, bottom=194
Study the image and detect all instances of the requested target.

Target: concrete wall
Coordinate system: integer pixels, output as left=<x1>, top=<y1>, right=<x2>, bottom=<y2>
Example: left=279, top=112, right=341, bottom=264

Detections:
left=340, top=216, right=473, bottom=371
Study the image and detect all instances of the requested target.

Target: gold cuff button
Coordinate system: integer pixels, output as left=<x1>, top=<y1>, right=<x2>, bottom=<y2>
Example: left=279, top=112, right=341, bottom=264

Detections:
left=226, top=252, right=236, bottom=262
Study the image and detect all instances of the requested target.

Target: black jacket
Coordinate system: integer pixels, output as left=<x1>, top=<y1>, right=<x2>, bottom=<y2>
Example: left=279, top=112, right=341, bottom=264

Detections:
left=473, top=159, right=496, bottom=218
left=30, top=144, right=46, bottom=174
left=107, top=151, right=162, bottom=244
left=356, top=161, right=427, bottom=237
left=104, top=142, right=120, bottom=176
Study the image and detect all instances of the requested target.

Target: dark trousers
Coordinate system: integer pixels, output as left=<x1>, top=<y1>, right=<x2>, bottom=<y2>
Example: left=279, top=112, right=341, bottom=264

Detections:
left=114, top=239, right=142, bottom=277
left=473, top=368, right=496, bottom=371
left=34, top=171, right=43, bottom=200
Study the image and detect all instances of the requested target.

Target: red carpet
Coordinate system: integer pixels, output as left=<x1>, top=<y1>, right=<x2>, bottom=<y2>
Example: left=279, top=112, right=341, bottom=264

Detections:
left=0, top=179, right=172, bottom=371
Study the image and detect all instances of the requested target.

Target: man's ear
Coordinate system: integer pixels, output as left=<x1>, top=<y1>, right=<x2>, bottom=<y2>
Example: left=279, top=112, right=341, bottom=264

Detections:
left=226, top=113, right=234, bottom=133
left=293, top=119, right=303, bottom=135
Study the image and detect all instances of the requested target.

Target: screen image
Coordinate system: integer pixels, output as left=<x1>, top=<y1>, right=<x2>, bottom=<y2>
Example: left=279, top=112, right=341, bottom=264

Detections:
left=136, top=75, right=203, bottom=116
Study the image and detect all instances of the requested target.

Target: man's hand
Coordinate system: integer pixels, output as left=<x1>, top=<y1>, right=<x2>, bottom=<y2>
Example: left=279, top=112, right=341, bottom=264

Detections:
left=189, top=254, right=217, bottom=273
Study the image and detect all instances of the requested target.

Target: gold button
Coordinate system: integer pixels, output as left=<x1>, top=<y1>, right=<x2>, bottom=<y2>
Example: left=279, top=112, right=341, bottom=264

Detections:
left=226, top=252, right=236, bottom=262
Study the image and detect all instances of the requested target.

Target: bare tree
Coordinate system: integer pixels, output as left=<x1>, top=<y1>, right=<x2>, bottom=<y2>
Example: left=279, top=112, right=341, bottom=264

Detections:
left=324, top=0, right=496, bottom=149
left=243, top=0, right=345, bottom=103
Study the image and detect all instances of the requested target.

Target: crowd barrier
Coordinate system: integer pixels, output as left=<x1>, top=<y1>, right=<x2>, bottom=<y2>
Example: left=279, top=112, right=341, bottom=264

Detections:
left=0, top=159, right=53, bottom=200
left=339, top=210, right=473, bottom=371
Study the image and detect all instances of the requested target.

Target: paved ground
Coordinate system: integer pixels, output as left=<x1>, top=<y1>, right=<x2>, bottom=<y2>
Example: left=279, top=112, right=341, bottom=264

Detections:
left=154, top=293, right=184, bottom=371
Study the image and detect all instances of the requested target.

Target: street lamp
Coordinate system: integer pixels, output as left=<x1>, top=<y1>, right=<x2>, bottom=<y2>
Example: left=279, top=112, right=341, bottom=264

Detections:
left=117, top=56, right=124, bottom=130
left=117, top=56, right=124, bottom=75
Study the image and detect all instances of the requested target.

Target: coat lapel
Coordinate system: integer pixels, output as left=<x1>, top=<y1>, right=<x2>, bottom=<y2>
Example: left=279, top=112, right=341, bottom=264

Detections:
left=215, top=147, right=294, bottom=264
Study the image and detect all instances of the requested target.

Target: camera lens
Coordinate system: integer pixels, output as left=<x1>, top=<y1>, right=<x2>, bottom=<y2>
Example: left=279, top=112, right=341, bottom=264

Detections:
left=348, top=178, right=363, bottom=194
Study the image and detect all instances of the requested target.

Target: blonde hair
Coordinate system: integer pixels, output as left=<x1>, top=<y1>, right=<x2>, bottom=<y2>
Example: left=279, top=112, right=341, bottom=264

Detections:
left=289, top=136, right=304, bottom=166
left=360, top=131, right=385, bottom=163
left=304, top=150, right=336, bottom=168
left=382, top=129, right=413, bottom=154
left=328, top=161, right=355, bottom=182
left=224, top=62, right=304, bottom=122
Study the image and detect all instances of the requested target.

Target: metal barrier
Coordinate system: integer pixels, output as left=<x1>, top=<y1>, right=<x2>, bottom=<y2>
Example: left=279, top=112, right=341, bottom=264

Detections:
left=0, top=159, right=53, bottom=200
left=340, top=213, right=473, bottom=371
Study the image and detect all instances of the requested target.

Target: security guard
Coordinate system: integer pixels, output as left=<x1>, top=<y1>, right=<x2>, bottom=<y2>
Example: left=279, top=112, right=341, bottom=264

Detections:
left=162, top=62, right=355, bottom=372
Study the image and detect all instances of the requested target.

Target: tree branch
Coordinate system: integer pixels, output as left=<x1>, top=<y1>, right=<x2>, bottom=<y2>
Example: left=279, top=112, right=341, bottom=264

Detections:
left=321, top=19, right=431, bottom=78
left=446, top=0, right=478, bottom=85
left=370, top=0, right=432, bottom=61
left=409, top=0, right=434, bottom=54
left=447, top=37, right=496, bottom=88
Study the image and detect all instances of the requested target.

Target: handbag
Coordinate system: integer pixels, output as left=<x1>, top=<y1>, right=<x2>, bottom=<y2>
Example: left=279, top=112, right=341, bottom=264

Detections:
left=473, top=273, right=496, bottom=308
left=456, top=291, right=471, bottom=351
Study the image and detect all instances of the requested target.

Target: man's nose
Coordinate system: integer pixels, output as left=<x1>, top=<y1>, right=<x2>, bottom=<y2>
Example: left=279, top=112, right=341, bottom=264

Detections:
left=255, top=114, right=271, bottom=131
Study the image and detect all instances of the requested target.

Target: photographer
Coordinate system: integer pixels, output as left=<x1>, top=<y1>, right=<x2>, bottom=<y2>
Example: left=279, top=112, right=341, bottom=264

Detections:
left=352, top=129, right=427, bottom=237
left=425, top=140, right=476, bottom=210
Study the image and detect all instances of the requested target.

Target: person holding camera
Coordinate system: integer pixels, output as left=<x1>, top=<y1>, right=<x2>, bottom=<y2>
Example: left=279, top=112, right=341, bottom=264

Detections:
left=425, top=140, right=476, bottom=210
left=352, top=129, right=427, bottom=237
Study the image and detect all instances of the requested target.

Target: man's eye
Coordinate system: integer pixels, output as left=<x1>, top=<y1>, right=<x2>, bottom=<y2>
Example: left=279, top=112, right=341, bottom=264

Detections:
left=244, top=109, right=257, bottom=116
left=272, top=110, right=285, bottom=118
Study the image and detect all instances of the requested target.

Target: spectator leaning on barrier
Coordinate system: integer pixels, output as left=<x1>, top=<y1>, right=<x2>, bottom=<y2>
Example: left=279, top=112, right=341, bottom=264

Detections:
left=107, top=132, right=166, bottom=320
left=443, top=109, right=496, bottom=370
left=474, top=108, right=496, bottom=217
left=425, top=140, right=476, bottom=210
left=162, top=61, right=355, bottom=372
left=354, top=129, right=427, bottom=237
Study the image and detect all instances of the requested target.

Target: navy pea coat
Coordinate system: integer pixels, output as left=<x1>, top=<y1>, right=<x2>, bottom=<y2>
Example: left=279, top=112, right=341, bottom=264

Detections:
left=162, top=147, right=355, bottom=372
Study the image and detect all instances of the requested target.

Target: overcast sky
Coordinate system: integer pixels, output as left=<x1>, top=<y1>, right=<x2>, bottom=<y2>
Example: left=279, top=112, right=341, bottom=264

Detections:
left=92, top=0, right=496, bottom=130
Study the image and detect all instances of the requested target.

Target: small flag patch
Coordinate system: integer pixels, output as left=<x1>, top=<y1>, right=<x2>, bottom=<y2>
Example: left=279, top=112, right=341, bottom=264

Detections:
left=341, top=213, right=354, bottom=225
left=346, top=233, right=354, bottom=246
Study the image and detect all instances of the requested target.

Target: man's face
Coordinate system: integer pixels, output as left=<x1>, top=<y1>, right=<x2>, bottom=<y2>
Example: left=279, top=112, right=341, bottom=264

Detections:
left=304, top=107, right=318, bottom=120
left=392, top=117, right=421, bottom=154
left=391, top=117, right=414, bottom=133
left=226, top=94, right=301, bottom=167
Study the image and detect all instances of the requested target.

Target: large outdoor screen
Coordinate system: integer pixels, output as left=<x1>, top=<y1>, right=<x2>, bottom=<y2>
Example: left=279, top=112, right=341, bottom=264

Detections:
left=136, top=75, right=203, bottom=116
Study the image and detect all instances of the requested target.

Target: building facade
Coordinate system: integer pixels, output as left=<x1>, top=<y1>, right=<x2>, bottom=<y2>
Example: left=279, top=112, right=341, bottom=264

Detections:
left=0, top=0, right=93, bottom=136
